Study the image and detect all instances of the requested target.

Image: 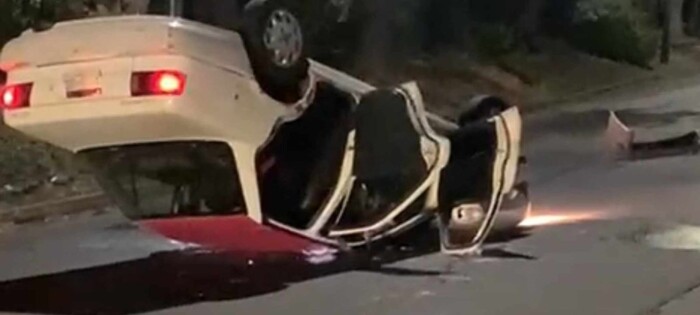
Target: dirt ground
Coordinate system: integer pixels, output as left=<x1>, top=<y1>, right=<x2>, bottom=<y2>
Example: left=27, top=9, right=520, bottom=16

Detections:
left=0, top=125, right=98, bottom=211
left=351, top=40, right=700, bottom=117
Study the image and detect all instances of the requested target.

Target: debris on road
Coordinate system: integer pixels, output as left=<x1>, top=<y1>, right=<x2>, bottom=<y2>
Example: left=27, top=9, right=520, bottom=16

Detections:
left=2, top=182, right=39, bottom=195
left=49, top=174, right=73, bottom=186
left=303, top=246, right=340, bottom=265
left=605, top=111, right=700, bottom=161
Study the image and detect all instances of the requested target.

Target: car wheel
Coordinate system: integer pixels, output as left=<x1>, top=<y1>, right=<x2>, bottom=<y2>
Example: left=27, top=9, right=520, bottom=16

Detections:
left=457, top=95, right=512, bottom=127
left=241, top=0, right=310, bottom=103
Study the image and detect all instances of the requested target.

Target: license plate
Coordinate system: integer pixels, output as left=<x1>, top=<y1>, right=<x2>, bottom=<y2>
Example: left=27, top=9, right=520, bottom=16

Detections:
left=64, top=69, right=102, bottom=99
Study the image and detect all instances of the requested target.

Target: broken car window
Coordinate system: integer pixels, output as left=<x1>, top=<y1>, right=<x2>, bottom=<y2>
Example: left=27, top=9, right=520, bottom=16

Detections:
left=82, top=142, right=246, bottom=220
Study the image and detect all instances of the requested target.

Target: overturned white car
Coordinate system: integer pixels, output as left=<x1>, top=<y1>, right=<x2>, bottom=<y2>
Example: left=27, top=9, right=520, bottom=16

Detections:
left=0, top=3, right=529, bottom=256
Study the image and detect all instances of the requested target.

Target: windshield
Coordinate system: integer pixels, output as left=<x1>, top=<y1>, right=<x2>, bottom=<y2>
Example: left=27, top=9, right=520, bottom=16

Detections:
left=82, top=141, right=246, bottom=220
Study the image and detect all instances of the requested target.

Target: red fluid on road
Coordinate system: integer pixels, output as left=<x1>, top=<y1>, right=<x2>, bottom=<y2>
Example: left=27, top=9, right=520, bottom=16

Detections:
left=140, top=215, right=324, bottom=254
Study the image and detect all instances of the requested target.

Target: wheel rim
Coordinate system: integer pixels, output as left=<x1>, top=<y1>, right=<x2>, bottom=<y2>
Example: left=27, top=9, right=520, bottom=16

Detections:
left=263, top=9, right=303, bottom=68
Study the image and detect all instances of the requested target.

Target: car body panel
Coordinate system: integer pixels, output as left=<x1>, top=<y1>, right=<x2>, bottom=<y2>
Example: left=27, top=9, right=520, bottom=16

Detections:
left=437, top=108, right=518, bottom=255
left=3, top=55, right=287, bottom=151
left=1, top=16, right=253, bottom=76
left=501, top=106, right=522, bottom=193
left=327, top=83, right=449, bottom=241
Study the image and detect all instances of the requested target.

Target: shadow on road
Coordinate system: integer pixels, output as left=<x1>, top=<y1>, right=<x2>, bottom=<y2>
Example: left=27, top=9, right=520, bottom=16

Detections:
left=0, top=226, right=533, bottom=315
left=0, top=249, right=364, bottom=315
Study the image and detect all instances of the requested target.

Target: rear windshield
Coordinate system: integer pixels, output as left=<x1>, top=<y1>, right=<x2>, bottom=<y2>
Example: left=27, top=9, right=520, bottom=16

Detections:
left=82, top=141, right=246, bottom=220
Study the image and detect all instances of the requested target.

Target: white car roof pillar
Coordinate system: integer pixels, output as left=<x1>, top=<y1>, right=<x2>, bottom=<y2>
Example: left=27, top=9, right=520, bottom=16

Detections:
left=230, top=141, right=264, bottom=223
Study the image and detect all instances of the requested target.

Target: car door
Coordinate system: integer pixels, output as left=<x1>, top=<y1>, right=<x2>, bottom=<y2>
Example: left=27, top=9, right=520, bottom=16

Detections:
left=437, top=106, right=522, bottom=255
left=328, top=82, right=449, bottom=245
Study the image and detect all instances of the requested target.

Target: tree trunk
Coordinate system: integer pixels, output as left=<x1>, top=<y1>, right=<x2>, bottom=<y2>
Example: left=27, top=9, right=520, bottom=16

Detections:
left=688, top=0, right=700, bottom=36
left=516, top=0, right=547, bottom=52
left=356, top=0, right=392, bottom=74
left=662, top=0, right=671, bottom=63
left=670, top=0, right=688, bottom=42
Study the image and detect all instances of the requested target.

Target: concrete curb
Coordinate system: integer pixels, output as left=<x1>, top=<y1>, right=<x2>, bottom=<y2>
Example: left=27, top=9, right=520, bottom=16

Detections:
left=0, top=192, right=110, bottom=225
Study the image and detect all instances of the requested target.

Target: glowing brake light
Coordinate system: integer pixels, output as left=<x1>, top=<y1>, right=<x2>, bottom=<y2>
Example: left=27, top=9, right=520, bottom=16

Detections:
left=131, top=71, right=186, bottom=96
left=0, top=83, right=33, bottom=110
left=157, top=73, right=183, bottom=93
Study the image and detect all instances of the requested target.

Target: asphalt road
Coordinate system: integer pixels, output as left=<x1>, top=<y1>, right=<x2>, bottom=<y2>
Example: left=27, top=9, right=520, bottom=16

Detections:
left=4, top=81, right=700, bottom=315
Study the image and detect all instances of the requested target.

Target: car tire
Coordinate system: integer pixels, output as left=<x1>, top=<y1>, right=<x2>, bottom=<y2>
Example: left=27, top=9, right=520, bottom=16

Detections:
left=241, top=0, right=310, bottom=103
left=457, top=95, right=512, bottom=127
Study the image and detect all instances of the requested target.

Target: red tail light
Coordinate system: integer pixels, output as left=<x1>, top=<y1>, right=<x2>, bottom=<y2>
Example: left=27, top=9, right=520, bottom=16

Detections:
left=1, top=83, right=33, bottom=110
left=131, top=71, right=186, bottom=96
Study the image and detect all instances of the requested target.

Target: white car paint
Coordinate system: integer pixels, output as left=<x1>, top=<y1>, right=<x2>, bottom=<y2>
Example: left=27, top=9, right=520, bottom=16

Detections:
left=1, top=15, right=525, bottom=253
